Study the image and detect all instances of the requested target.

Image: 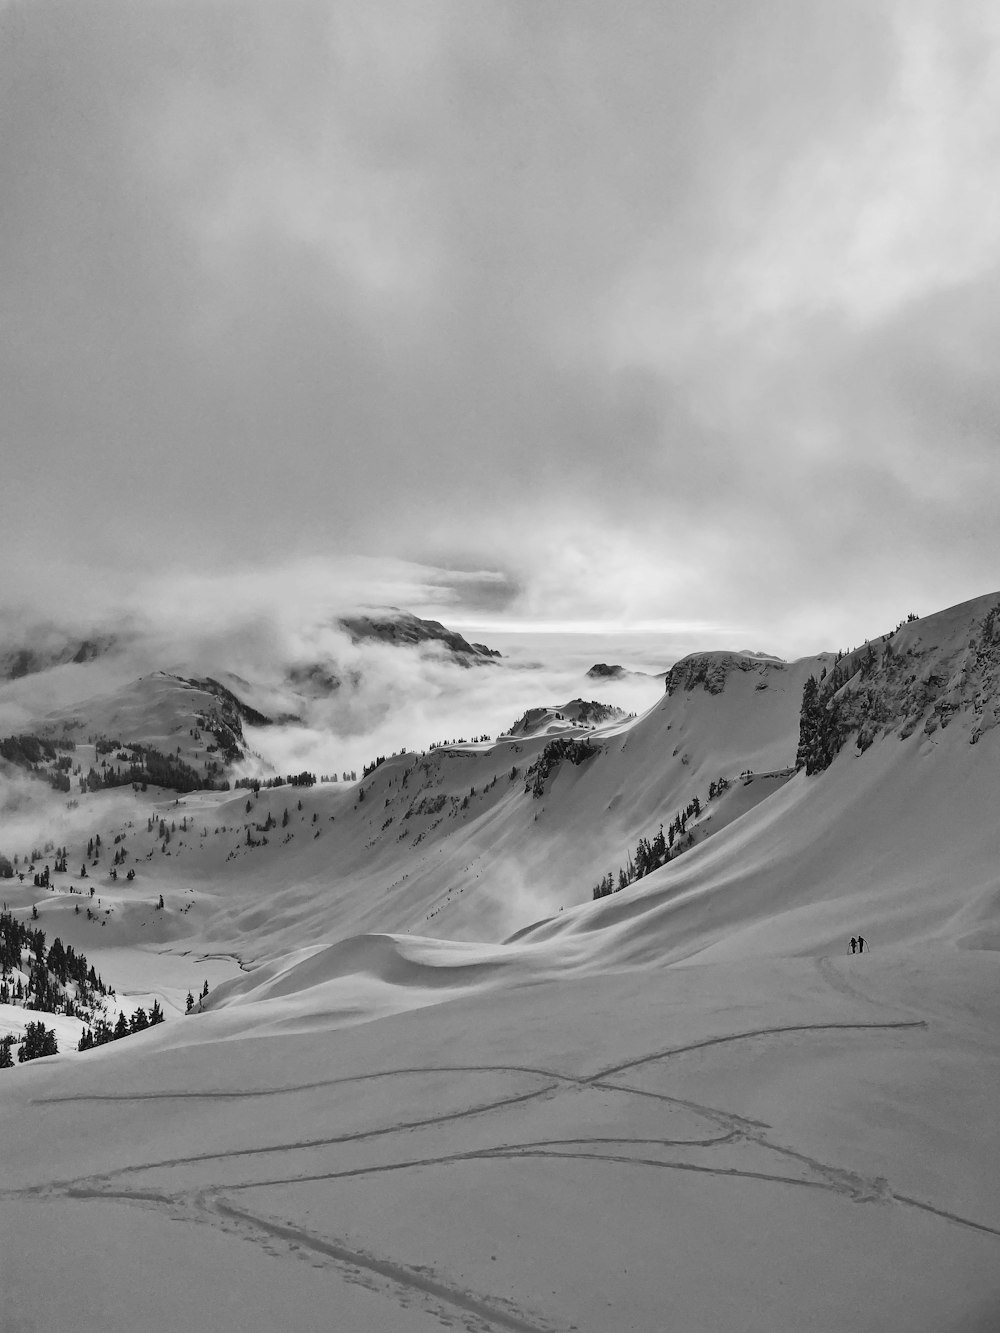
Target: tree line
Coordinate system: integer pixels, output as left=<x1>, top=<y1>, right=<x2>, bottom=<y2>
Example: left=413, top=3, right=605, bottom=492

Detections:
left=1, top=909, right=110, bottom=1014
left=235, top=772, right=317, bottom=791
left=0, top=733, right=75, bottom=792
left=81, top=742, right=227, bottom=794
left=526, top=739, right=599, bottom=799
left=78, top=1001, right=164, bottom=1050
left=592, top=786, right=726, bottom=900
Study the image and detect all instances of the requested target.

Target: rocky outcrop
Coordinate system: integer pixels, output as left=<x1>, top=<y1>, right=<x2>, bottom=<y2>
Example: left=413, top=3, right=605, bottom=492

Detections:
left=338, top=609, right=501, bottom=664
left=797, top=594, right=1000, bottom=772
left=587, top=663, right=629, bottom=680
left=663, top=651, right=785, bottom=697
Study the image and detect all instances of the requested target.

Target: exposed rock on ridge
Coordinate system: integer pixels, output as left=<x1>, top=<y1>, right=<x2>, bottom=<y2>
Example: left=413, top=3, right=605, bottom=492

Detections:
left=796, top=593, right=1000, bottom=774
left=663, top=651, right=787, bottom=697
left=338, top=609, right=501, bottom=664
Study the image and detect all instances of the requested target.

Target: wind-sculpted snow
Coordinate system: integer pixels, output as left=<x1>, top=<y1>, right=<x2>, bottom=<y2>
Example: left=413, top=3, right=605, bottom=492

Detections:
left=208, top=934, right=522, bottom=1009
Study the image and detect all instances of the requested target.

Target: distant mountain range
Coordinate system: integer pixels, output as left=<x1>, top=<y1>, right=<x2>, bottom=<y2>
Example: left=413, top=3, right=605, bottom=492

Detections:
left=1, top=609, right=501, bottom=693
left=586, top=662, right=665, bottom=681
left=337, top=609, right=501, bottom=662
left=6, top=588, right=996, bottom=956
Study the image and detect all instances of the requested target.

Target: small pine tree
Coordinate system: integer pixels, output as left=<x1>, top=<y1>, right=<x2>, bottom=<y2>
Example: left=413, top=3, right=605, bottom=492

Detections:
left=18, top=1021, right=57, bottom=1061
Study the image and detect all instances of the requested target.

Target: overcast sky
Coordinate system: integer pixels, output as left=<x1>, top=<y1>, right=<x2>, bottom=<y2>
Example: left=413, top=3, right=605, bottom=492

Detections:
left=2, top=1, right=998, bottom=658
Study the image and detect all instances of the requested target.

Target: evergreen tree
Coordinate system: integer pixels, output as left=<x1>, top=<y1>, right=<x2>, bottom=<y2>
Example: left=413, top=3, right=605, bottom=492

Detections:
left=795, top=675, right=822, bottom=773
left=651, top=825, right=666, bottom=863
left=796, top=673, right=848, bottom=775
left=18, top=1021, right=57, bottom=1061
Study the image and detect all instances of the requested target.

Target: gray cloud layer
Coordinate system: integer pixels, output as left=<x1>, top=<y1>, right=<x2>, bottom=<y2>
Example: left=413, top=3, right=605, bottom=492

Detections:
left=2, top=1, right=998, bottom=656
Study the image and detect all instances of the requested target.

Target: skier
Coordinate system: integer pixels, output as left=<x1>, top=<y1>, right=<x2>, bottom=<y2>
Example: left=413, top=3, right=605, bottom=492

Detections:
left=850, top=937, right=857, bottom=954
left=857, top=933, right=867, bottom=953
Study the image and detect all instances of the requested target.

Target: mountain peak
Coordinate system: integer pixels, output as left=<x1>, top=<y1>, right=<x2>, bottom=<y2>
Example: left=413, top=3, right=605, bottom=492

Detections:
left=663, top=650, right=786, bottom=696
left=337, top=608, right=501, bottom=662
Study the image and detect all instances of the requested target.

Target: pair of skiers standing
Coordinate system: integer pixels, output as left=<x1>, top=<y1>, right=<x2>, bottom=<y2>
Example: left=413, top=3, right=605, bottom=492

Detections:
left=850, top=935, right=867, bottom=954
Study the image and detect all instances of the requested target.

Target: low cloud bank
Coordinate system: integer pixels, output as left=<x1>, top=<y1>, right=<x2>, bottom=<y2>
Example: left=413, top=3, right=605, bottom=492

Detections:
left=0, top=558, right=666, bottom=785
left=242, top=648, right=661, bottom=781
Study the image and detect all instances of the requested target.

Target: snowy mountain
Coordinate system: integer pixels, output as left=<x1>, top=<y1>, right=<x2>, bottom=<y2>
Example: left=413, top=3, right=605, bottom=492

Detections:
left=1, top=590, right=998, bottom=1331
left=585, top=660, right=657, bottom=680
left=503, top=697, right=627, bottom=737
left=338, top=608, right=502, bottom=662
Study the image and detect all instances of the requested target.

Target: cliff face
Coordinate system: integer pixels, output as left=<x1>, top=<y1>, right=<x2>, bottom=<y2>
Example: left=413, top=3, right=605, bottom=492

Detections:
left=662, top=651, right=787, bottom=697
left=797, top=593, right=1000, bottom=773
left=846, top=596, right=1000, bottom=743
left=657, top=595, right=1000, bottom=778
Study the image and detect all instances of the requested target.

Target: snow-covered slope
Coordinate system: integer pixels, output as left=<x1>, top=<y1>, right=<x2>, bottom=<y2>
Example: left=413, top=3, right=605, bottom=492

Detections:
left=504, top=697, right=627, bottom=737
left=36, top=671, right=267, bottom=774
left=1, top=591, right=999, bottom=1331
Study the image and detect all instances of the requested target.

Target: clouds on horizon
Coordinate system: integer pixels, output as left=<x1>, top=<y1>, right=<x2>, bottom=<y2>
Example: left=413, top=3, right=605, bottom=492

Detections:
left=2, top=0, right=998, bottom=655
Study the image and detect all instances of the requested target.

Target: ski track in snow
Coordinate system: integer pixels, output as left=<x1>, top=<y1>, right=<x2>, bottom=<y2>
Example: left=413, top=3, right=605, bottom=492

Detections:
left=7, top=1016, right=999, bottom=1332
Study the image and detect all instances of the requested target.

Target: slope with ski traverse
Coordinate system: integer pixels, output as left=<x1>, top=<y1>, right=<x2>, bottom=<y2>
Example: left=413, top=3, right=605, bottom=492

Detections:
left=1, top=592, right=998, bottom=1330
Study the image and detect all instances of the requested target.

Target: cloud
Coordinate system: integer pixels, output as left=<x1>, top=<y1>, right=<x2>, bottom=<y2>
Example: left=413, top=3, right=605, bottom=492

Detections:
left=0, top=553, right=666, bottom=780
left=241, top=640, right=663, bottom=782
left=1, top=1, right=998, bottom=657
